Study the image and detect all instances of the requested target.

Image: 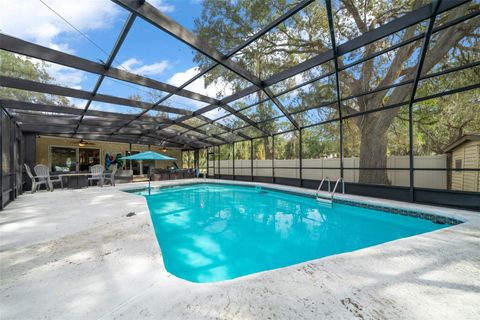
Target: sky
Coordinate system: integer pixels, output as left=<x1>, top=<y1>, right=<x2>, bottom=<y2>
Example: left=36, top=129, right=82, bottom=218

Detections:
left=0, top=0, right=233, bottom=117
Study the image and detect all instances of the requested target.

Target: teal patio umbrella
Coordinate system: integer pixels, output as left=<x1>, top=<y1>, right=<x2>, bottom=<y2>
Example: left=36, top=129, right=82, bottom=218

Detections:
left=120, top=151, right=177, bottom=195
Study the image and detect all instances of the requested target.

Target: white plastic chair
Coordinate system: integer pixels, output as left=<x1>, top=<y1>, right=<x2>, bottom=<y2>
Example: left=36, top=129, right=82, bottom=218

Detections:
left=25, top=164, right=48, bottom=193
left=104, top=164, right=117, bottom=186
left=33, top=164, right=63, bottom=191
left=88, top=164, right=104, bottom=187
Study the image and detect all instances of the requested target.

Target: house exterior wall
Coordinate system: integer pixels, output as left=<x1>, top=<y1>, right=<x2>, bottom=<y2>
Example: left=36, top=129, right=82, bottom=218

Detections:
left=35, top=135, right=182, bottom=171
left=450, top=140, right=480, bottom=192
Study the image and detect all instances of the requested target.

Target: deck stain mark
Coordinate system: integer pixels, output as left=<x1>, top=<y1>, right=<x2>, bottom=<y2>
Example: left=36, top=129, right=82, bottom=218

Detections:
left=341, top=297, right=364, bottom=319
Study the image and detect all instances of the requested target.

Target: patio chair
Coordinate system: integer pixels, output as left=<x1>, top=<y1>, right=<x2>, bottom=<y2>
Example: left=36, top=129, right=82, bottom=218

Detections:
left=88, top=164, right=104, bottom=187
left=25, top=164, right=49, bottom=193
left=104, top=164, right=117, bottom=186
left=33, top=164, right=63, bottom=191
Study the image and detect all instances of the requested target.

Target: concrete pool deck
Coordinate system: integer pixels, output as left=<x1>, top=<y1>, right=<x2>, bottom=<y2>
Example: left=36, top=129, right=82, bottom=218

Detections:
left=1, top=179, right=479, bottom=319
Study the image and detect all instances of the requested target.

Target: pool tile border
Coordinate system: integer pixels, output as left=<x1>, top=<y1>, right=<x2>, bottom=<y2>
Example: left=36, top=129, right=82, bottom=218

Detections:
left=123, top=181, right=464, bottom=226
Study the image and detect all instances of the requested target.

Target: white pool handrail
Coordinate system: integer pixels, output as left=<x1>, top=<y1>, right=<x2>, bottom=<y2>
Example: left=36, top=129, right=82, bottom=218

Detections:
left=331, top=177, right=345, bottom=200
left=316, top=177, right=330, bottom=198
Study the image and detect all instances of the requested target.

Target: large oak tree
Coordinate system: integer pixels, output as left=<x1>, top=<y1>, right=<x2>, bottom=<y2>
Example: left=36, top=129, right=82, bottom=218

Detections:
left=193, top=0, right=479, bottom=184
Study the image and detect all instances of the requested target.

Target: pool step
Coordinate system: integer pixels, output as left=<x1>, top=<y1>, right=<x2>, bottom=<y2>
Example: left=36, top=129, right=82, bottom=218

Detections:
left=316, top=197, right=332, bottom=207
left=316, top=177, right=345, bottom=205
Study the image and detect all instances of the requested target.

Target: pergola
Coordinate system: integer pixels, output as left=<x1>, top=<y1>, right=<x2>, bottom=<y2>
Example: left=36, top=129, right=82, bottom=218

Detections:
left=1, top=0, right=479, bottom=208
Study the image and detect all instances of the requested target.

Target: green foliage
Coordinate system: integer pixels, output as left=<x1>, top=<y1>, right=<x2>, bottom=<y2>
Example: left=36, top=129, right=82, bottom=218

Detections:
left=0, top=51, right=70, bottom=106
left=194, top=0, right=479, bottom=166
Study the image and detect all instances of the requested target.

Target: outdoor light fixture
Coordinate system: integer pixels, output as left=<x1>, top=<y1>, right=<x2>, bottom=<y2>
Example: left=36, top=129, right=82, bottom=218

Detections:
left=78, top=139, right=87, bottom=147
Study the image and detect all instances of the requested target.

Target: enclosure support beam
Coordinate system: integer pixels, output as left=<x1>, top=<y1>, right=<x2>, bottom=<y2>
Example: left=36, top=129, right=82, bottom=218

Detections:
left=262, top=0, right=468, bottom=87
left=299, top=129, right=303, bottom=187
left=112, top=0, right=263, bottom=87
left=263, top=88, right=299, bottom=130
left=0, top=76, right=190, bottom=116
left=272, top=135, right=275, bottom=184
left=113, top=0, right=301, bottom=132
left=10, top=123, right=15, bottom=201
left=217, top=145, right=221, bottom=178
left=0, top=110, right=3, bottom=210
left=326, top=0, right=344, bottom=179
left=0, top=34, right=218, bottom=105
left=75, top=13, right=137, bottom=134
left=232, top=143, right=235, bottom=180
left=131, top=0, right=315, bottom=135
left=250, top=139, right=254, bottom=181
left=206, top=148, right=210, bottom=177
left=407, top=0, right=441, bottom=202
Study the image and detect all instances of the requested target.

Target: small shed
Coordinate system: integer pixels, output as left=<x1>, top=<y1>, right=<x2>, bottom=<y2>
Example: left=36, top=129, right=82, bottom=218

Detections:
left=444, top=134, right=480, bottom=192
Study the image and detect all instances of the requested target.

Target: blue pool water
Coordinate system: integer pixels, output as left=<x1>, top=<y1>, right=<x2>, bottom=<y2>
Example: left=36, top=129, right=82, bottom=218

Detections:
left=134, top=183, right=450, bottom=283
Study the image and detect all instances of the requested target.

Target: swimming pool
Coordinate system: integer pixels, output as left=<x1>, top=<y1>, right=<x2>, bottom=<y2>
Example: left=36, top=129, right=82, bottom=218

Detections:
left=131, top=183, right=456, bottom=283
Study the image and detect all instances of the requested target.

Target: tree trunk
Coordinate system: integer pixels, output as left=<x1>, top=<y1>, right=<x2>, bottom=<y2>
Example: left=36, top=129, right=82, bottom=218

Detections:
left=262, top=137, right=272, bottom=159
left=358, top=117, right=390, bottom=185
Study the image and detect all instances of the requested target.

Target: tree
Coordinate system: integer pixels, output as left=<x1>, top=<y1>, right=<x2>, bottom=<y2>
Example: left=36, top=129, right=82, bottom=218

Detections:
left=193, top=0, right=479, bottom=184
left=0, top=51, right=71, bottom=107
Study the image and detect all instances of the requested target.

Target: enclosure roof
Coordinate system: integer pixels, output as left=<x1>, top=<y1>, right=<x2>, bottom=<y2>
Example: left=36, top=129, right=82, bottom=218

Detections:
left=0, top=0, right=477, bottom=149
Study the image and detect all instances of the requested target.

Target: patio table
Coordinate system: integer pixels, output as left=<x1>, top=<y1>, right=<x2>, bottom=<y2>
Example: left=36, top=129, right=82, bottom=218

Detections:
left=58, top=173, right=91, bottom=189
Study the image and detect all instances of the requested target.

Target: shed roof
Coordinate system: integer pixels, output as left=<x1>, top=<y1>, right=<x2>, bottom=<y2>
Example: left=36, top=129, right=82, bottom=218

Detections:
left=443, top=134, right=480, bottom=152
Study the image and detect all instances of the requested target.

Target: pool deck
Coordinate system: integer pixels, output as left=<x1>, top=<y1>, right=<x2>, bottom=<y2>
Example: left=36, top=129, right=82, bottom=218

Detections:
left=1, top=179, right=479, bottom=319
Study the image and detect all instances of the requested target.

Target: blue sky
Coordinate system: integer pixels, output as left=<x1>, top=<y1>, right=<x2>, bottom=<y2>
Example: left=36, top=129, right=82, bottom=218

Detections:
left=0, top=0, right=230, bottom=115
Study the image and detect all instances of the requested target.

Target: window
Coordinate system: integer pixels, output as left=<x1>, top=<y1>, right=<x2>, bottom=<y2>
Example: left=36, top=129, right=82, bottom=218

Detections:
left=455, top=159, right=462, bottom=171
left=182, top=150, right=195, bottom=169
left=79, top=148, right=100, bottom=171
left=51, top=147, right=76, bottom=172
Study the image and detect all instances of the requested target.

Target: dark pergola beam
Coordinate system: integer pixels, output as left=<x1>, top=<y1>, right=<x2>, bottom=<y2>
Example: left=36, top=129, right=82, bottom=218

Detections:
left=112, top=0, right=301, bottom=131
left=174, top=122, right=230, bottom=144
left=13, top=113, right=79, bottom=126
left=407, top=0, right=442, bottom=201
left=45, top=132, right=184, bottom=147
left=111, top=0, right=316, bottom=136
left=0, top=76, right=192, bottom=116
left=1, top=99, right=84, bottom=116
left=75, top=13, right=138, bottom=133
left=326, top=0, right=344, bottom=178
left=262, top=0, right=469, bottom=87
left=263, top=88, right=299, bottom=129
left=19, top=123, right=76, bottom=133
left=195, top=114, right=251, bottom=140
left=0, top=99, right=177, bottom=126
left=112, top=0, right=263, bottom=88
left=0, top=34, right=219, bottom=106
left=14, top=115, right=156, bottom=135
left=163, top=0, right=468, bottom=133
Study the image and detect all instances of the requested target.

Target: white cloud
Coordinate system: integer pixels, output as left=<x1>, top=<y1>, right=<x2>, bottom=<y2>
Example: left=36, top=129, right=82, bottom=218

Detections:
left=11, top=54, right=88, bottom=90
left=171, top=67, right=234, bottom=99
left=0, top=0, right=176, bottom=51
left=149, top=0, right=175, bottom=13
left=165, top=67, right=236, bottom=116
left=0, top=0, right=122, bottom=50
left=46, top=63, right=86, bottom=89
left=168, top=67, right=202, bottom=87
left=203, top=108, right=227, bottom=120
left=119, top=58, right=170, bottom=76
